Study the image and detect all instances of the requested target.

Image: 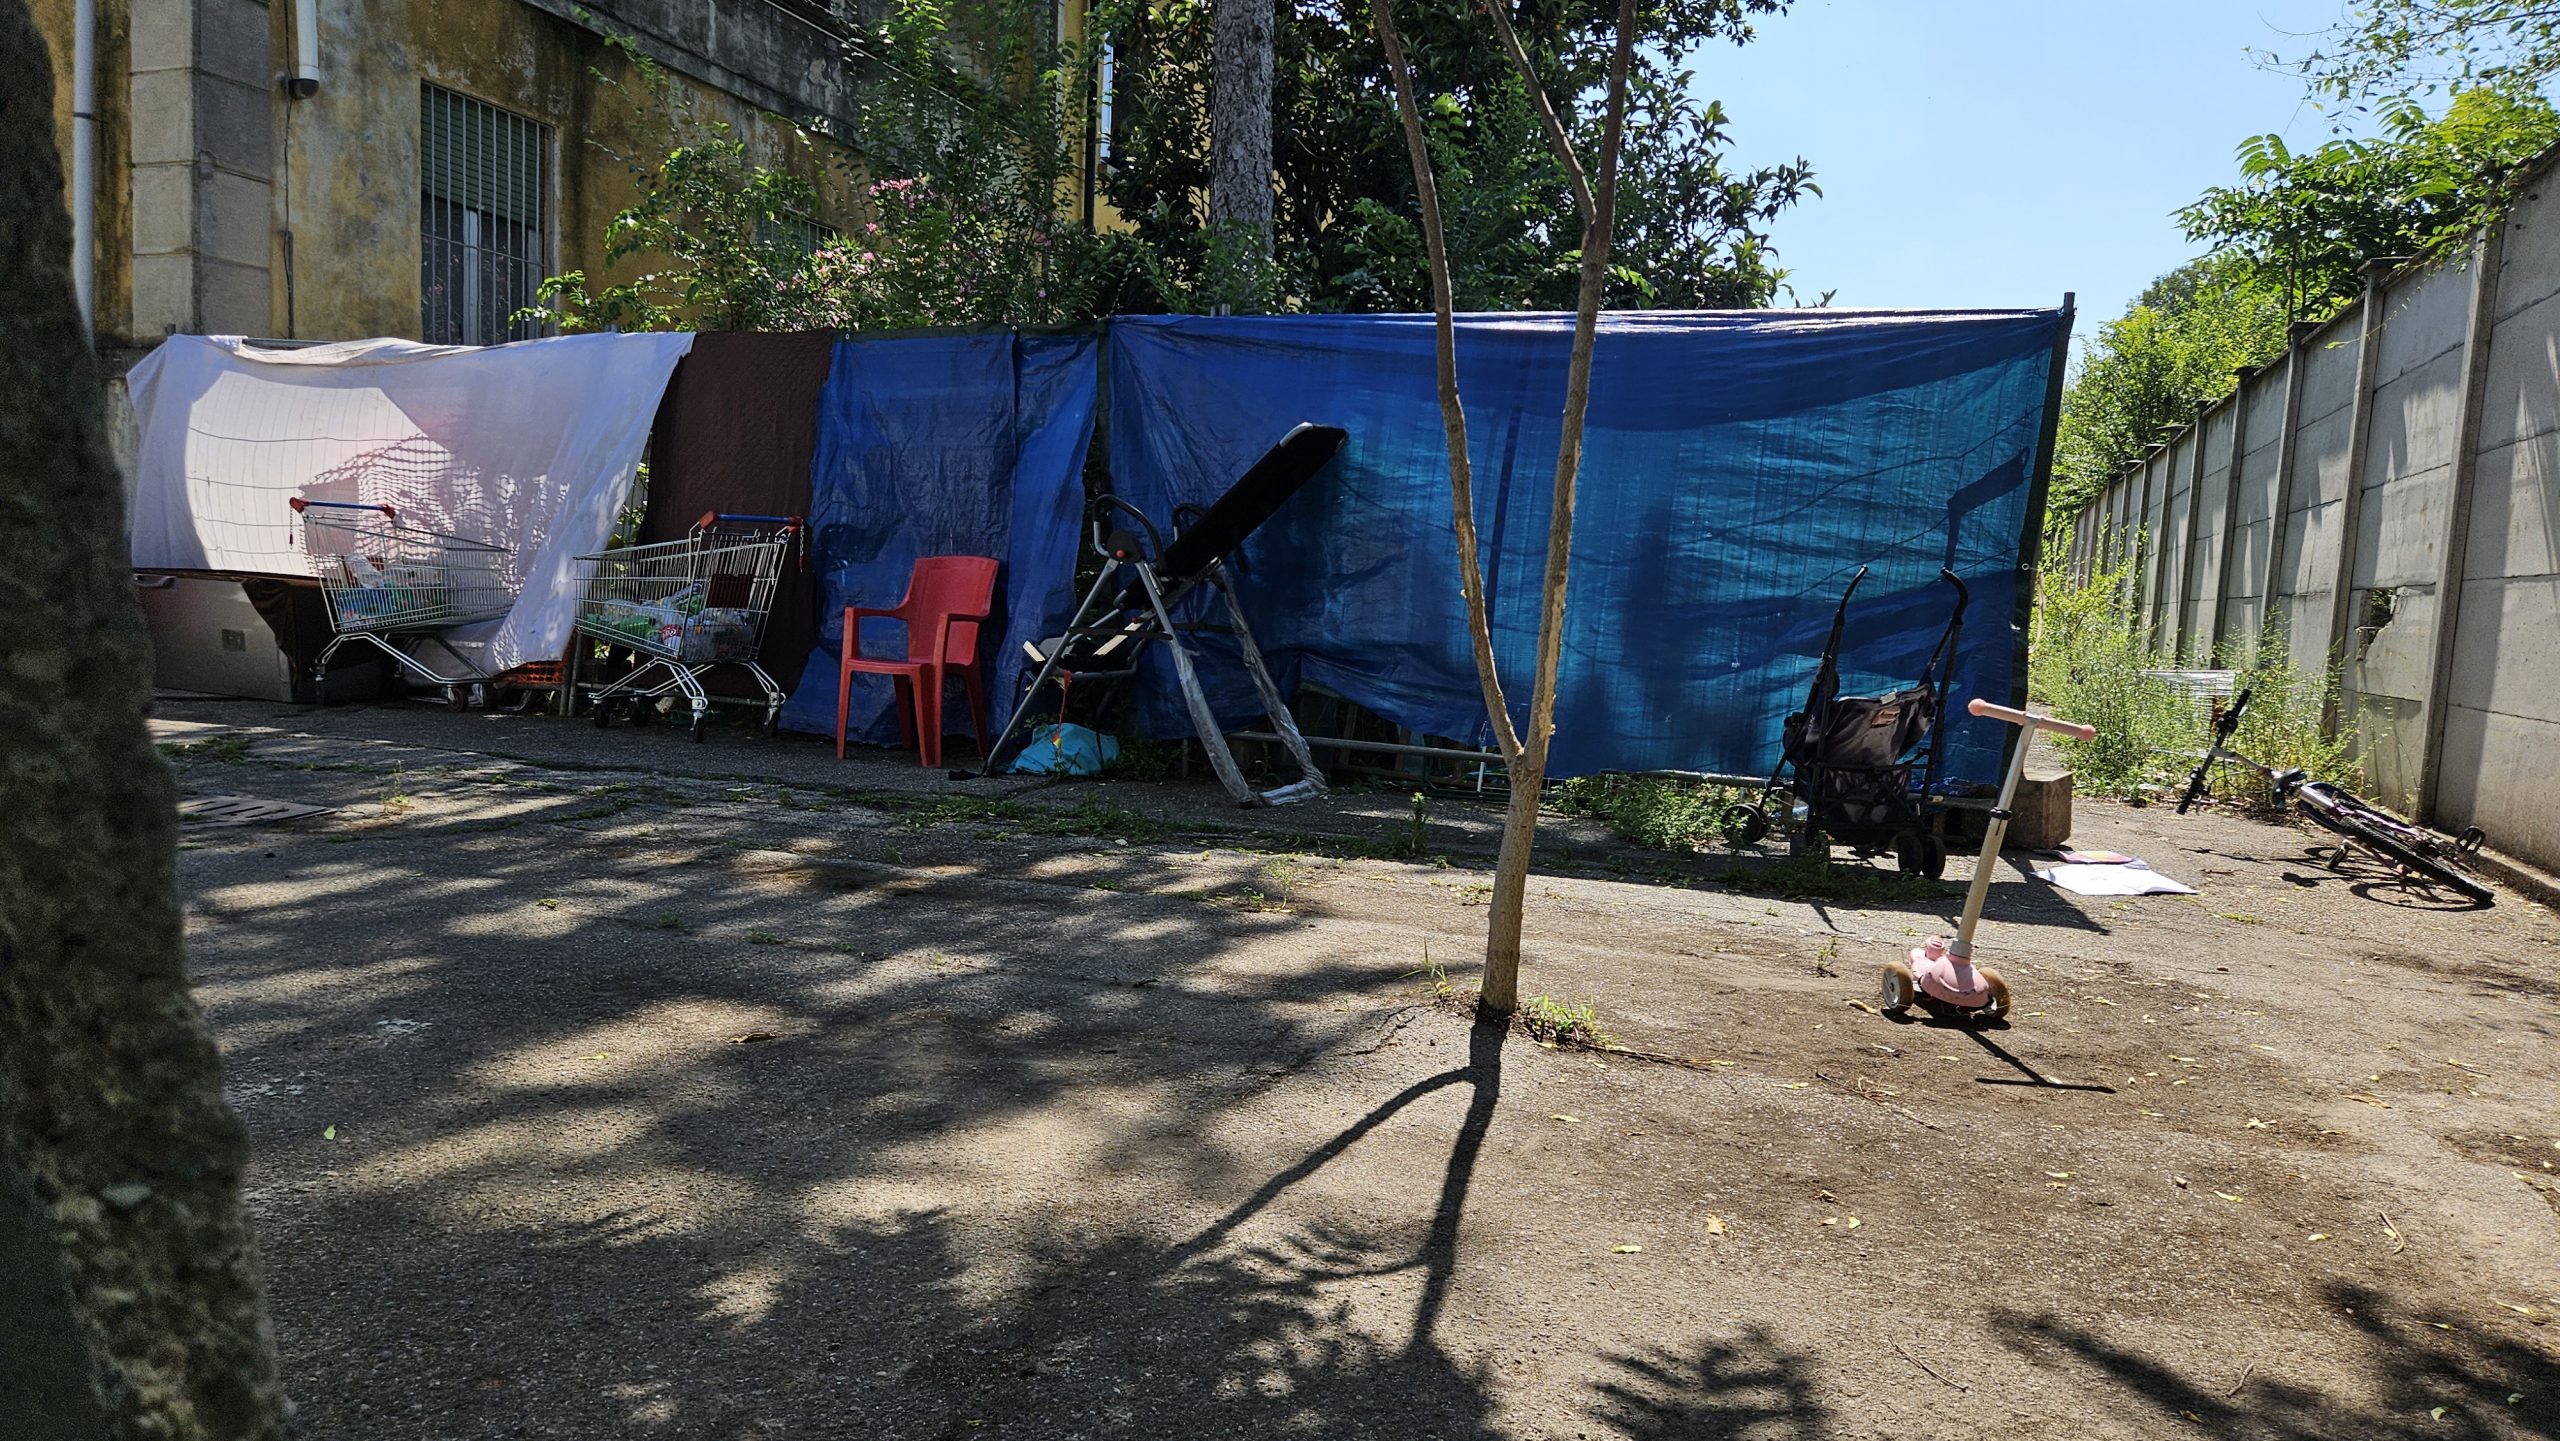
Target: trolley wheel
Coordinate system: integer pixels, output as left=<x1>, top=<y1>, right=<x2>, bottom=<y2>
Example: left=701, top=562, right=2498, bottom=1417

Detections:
left=690, top=713, right=709, bottom=744
left=627, top=698, right=653, bottom=726
left=1975, top=967, right=2011, bottom=1023
left=1878, top=962, right=1916, bottom=1013
left=1892, top=829, right=1944, bottom=880
left=310, top=671, right=328, bottom=708
left=445, top=685, right=470, bottom=712
left=592, top=698, right=612, bottom=729
left=763, top=711, right=782, bottom=739
left=1722, top=803, right=1770, bottom=849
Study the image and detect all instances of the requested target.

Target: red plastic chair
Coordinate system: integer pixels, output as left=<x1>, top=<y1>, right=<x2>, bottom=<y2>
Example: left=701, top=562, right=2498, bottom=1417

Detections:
left=837, top=555, right=999, bottom=767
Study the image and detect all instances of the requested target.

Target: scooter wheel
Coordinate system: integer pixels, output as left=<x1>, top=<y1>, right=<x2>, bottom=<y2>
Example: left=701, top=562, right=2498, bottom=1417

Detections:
left=1976, top=967, right=2011, bottom=1022
left=1723, top=803, right=1770, bottom=849
left=1878, top=962, right=1916, bottom=1014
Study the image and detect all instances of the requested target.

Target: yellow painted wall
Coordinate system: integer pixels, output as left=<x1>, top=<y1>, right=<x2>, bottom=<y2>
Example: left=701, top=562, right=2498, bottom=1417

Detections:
left=30, top=0, right=134, bottom=344
left=276, top=0, right=861, bottom=342
left=26, top=0, right=1106, bottom=349
left=25, top=0, right=863, bottom=347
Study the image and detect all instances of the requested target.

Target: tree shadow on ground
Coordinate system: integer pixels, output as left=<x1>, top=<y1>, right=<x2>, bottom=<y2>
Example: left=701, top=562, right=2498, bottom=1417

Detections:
left=1993, top=1284, right=2559, bottom=1440
left=1587, top=1328, right=1835, bottom=1440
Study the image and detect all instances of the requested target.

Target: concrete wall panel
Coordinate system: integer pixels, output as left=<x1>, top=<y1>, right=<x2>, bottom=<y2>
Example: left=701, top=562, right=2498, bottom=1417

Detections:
left=2447, top=575, right=2560, bottom=725
left=2296, top=326, right=2363, bottom=427
left=2375, top=265, right=2472, bottom=378
left=2433, top=704, right=2560, bottom=865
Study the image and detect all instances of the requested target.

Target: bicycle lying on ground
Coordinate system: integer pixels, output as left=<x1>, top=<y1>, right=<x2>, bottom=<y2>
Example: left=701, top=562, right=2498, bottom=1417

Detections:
left=2177, top=688, right=2494, bottom=906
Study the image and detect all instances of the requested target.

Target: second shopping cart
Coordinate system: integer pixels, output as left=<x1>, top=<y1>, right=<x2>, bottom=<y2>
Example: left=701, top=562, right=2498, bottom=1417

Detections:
left=575, top=512, right=804, bottom=742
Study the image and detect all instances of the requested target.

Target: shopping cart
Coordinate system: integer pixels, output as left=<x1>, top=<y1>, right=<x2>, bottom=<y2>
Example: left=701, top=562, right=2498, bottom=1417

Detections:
left=292, top=498, right=514, bottom=707
left=575, top=512, right=803, bottom=742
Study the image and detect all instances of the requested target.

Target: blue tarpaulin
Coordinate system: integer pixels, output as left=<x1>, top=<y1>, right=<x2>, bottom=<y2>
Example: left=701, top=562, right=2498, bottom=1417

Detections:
left=1106, top=310, right=2066, bottom=785
left=777, top=332, right=1098, bottom=745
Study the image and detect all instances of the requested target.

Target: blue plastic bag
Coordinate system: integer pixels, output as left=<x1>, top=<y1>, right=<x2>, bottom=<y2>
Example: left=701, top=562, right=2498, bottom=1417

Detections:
left=1006, top=723, right=1121, bottom=776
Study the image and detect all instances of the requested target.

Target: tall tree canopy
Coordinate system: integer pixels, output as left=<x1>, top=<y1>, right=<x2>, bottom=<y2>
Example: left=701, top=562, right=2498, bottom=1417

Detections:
left=2290, top=0, right=2560, bottom=105
left=1097, top=0, right=1817, bottom=311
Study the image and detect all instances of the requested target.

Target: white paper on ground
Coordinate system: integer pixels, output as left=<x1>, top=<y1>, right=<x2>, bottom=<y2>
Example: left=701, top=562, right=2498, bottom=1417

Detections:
left=2033, top=860, right=2198, bottom=896
left=124, top=331, right=694, bottom=674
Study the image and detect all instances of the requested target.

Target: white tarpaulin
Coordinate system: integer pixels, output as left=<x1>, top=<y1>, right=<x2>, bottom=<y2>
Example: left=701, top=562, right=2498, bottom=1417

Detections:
left=126, top=331, right=694, bottom=673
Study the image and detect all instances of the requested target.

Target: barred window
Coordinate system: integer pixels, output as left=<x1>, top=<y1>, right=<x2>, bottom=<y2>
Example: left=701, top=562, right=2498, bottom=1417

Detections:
left=421, top=85, right=548, bottom=346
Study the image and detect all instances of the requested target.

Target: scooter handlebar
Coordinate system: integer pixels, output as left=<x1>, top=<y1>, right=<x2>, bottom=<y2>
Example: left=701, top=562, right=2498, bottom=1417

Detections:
left=1968, top=696, right=2095, bottom=742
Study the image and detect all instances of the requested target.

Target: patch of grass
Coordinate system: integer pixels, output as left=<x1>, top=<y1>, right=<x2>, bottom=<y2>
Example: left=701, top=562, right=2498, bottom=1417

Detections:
left=651, top=910, right=687, bottom=932
left=747, top=930, right=786, bottom=945
left=1812, top=934, right=1842, bottom=978
left=1552, top=775, right=1748, bottom=851
left=1394, top=792, right=1431, bottom=859
left=381, top=765, right=413, bottom=817
left=1106, top=737, right=1184, bottom=782
left=162, top=735, right=254, bottom=765
left=1518, top=994, right=1612, bottom=1048
left=1402, top=944, right=1458, bottom=1001
left=537, top=897, right=561, bottom=910
left=1739, top=852, right=1941, bottom=905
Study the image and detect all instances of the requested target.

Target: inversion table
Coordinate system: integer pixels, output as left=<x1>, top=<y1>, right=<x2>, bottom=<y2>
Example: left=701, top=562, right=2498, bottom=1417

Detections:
left=985, top=422, right=1347, bottom=805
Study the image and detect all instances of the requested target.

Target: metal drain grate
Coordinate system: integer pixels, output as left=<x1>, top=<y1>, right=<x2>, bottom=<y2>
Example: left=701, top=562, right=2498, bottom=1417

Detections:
left=178, top=796, right=336, bottom=828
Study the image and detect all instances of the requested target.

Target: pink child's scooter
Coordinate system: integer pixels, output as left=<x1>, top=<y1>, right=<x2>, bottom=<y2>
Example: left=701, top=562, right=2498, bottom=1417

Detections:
left=1880, top=697, right=2095, bottom=1023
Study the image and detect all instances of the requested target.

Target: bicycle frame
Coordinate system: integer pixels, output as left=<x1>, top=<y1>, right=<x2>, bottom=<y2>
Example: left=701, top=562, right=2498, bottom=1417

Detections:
left=2179, top=689, right=2491, bottom=905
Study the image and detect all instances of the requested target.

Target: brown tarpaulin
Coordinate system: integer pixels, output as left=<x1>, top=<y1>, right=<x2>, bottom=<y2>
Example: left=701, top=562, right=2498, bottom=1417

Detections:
left=639, top=331, right=837, bottom=694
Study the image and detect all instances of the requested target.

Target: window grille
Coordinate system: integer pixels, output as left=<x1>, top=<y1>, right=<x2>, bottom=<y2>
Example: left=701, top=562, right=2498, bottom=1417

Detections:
left=421, top=85, right=548, bottom=346
left=760, top=211, right=836, bottom=257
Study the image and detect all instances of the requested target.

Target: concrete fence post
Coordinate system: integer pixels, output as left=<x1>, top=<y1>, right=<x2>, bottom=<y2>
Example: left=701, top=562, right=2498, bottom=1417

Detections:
left=2260, top=318, right=2317, bottom=651
left=2173, top=398, right=2212, bottom=661
left=2210, top=364, right=2259, bottom=659
left=2322, top=258, right=2402, bottom=741
left=2416, top=227, right=2505, bottom=823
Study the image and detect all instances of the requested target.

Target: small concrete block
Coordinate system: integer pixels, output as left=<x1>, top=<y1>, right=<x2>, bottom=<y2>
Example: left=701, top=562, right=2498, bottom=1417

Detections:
left=129, top=0, right=196, bottom=73
left=200, top=168, right=274, bottom=269
left=2003, top=771, right=2073, bottom=852
left=130, top=253, right=195, bottom=333
left=129, top=163, right=194, bottom=256
left=129, top=68, right=197, bottom=166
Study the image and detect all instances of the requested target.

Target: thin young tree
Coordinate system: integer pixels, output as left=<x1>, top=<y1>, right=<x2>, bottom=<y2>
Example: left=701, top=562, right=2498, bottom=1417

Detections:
left=1371, top=0, right=1641, bottom=1015
left=0, top=0, right=288, bottom=1432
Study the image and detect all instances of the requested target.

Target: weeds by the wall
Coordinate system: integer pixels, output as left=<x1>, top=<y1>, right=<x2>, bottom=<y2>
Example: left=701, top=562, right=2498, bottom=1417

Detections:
left=2029, top=553, right=2353, bottom=803
left=2027, top=558, right=2194, bottom=797
left=1551, top=775, right=1748, bottom=851
left=2220, top=628, right=2354, bottom=808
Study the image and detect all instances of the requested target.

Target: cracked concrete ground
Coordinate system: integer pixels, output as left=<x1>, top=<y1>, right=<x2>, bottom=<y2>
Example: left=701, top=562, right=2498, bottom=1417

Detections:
left=155, top=697, right=2560, bottom=1440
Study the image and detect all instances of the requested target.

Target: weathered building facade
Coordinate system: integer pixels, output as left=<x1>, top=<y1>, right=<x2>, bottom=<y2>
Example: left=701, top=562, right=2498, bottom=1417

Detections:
left=31, top=0, right=872, bottom=359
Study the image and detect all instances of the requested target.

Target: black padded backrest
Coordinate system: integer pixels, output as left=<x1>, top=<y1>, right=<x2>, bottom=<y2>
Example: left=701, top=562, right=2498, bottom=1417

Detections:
left=1154, top=424, right=1348, bottom=582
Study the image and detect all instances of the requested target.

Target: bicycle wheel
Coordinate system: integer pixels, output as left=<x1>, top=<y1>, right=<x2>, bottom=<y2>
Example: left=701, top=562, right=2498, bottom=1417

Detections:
left=2298, top=788, right=2494, bottom=905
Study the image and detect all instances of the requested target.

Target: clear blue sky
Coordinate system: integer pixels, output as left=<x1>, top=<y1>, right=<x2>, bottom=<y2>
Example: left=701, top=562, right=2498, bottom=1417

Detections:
left=1702, top=0, right=2356, bottom=329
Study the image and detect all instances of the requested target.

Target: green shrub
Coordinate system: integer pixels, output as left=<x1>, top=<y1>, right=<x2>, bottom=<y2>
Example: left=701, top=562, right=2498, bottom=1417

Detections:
left=2028, top=556, right=2353, bottom=804
left=2026, top=557, right=2194, bottom=798
left=1551, top=775, right=1748, bottom=851
left=2214, top=620, right=2354, bottom=809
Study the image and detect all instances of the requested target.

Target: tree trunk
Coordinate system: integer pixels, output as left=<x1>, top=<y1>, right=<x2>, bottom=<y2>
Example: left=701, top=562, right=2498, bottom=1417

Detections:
left=0, top=1, right=289, bottom=1434
left=1376, top=0, right=1641, bottom=1018
left=1208, top=0, right=1276, bottom=299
